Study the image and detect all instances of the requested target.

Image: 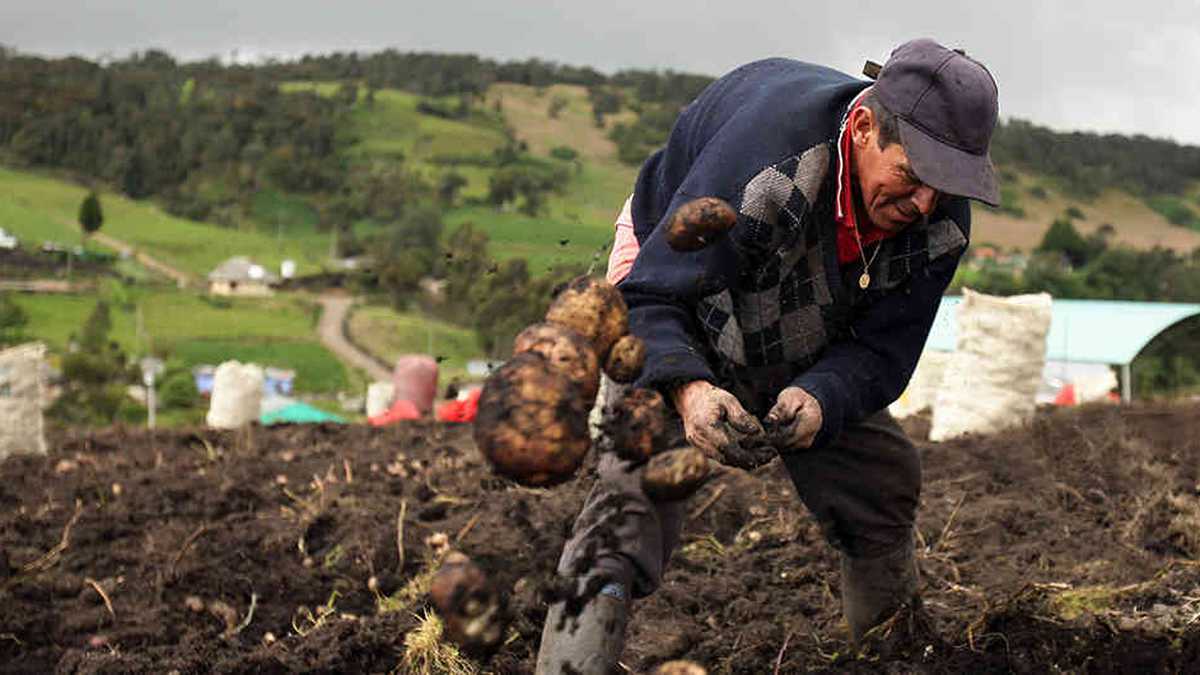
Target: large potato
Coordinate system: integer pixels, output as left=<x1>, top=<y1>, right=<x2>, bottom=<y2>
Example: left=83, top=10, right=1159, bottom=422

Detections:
left=474, top=352, right=592, bottom=487
left=641, top=447, right=712, bottom=502
left=604, top=334, right=646, bottom=384
left=666, top=197, right=737, bottom=252
left=609, top=388, right=670, bottom=463
left=513, top=322, right=600, bottom=400
left=545, top=276, right=628, bottom=361
left=429, top=552, right=508, bottom=653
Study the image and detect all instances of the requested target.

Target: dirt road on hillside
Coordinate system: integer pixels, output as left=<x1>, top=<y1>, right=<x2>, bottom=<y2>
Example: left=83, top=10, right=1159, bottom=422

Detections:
left=317, top=294, right=392, bottom=382
left=88, top=231, right=192, bottom=287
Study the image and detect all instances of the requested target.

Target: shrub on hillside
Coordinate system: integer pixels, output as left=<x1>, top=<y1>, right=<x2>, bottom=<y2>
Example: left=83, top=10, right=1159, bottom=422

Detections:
left=550, top=146, right=578, bottom=161
left=159, top=369, right=198, bottom=410
left=0, top=293, right=28, bottom=346
left=1147, top=196, right=1199, bottom=230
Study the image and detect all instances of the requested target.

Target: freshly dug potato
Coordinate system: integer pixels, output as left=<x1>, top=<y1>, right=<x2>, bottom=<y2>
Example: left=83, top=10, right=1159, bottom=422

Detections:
left=429, top=552, right=508, bottom=652
left=641, top=446, right=712, bottom=502
left=609, top=388, right=670, bottom=463
left=666, top=197, right=737, bottom=252
left=545, top=276, right=628, bottom=361
left=604, top=334, right=646, bottom=384
left=474, top=352, right=592, bottom=487
left=653, top=661, right=708, bottom=675
left=513, top=322, right=600, bottom=400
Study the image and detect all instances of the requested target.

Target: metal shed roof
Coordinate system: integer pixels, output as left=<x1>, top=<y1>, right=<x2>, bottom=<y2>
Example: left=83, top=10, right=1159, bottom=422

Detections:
left=926, top=297, right=1200, bottom=366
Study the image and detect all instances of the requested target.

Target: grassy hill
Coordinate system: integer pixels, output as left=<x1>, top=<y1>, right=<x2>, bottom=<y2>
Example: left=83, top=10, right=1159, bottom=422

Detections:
left=11, top=289, right=352, bottom=394
left=0, top=167, right=335, bottom=279
left=483, top=83, right=638, bottom=271
left=285, top=81, right=635, bottom=271
left=974, top=170, right=1200, bottom=253
left=346, top=305, right=482, bottom=385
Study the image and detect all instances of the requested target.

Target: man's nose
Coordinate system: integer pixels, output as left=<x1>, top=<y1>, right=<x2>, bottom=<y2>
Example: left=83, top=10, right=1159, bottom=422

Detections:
left=911, top=185, right=939, bottom=216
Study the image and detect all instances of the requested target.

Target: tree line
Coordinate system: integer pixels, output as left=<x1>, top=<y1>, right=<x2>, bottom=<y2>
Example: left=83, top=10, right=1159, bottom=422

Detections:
left=0, top=49, right=347, bottom=226
left=991, top=119, right=1200, bottom=198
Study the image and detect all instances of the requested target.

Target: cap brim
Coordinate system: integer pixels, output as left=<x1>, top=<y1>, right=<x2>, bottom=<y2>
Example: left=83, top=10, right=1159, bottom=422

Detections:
left=897, top=118, right=1000, bottom=207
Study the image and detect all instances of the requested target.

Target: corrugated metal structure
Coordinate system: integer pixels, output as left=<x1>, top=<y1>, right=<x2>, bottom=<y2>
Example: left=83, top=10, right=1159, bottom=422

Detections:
left=926, top=298, right=1200, bottom=401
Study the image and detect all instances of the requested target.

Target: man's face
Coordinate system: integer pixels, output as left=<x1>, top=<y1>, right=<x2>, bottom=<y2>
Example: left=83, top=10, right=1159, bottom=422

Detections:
left=850, top=108, right=940, bottom=232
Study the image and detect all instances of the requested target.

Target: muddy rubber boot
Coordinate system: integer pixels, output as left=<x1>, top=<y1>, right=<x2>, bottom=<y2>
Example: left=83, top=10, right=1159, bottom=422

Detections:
left=535, top=580, right=629, bottom=675
left=841, top=536, right=919, bottom=644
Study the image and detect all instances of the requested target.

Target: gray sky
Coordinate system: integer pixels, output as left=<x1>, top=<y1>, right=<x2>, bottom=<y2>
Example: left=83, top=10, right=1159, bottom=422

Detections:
left=5, top=0, right=1200, bottom=145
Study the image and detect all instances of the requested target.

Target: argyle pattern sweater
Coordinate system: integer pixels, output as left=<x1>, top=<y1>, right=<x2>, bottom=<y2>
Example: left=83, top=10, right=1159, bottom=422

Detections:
left=621, top=58, right=970, bottom=448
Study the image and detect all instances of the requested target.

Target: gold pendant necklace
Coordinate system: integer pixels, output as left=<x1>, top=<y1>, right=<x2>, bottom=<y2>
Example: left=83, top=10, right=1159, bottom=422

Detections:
left=851, top=220, right=882, bottom=290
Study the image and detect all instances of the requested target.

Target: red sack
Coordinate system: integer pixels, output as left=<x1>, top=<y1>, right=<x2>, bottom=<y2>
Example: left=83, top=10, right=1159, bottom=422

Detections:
left=368, top=399, right=421, bottom=427
left=436, top=388, right=482, bottom=423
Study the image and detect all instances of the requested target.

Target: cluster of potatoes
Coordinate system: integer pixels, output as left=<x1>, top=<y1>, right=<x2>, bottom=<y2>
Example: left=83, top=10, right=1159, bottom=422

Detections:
left=473, top=275, right=655, bottom=487
left=472, top=197, right=738, bottom=491
left=436, top=200, right=739, bottom=654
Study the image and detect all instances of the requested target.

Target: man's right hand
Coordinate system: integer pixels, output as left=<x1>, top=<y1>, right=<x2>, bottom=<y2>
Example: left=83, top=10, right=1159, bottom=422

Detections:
left=671, top=381, right=773, bottom=470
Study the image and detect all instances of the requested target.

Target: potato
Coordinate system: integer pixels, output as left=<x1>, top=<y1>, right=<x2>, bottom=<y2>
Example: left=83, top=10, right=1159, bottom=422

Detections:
left=641, top=446, right=712, bottom=502
left=513, top=322, right=600, bottom=400
left=474, top=352, right=592, bottom=487
left=545, top=276, right=628, bottom=361
left=604, top=334, right=646, bottom=384
left=653, top=661, right=708, bottom=675
left=609, top=388, right=670, bottom=463
left=666, top=196, right=737, bottom=252
left=429, top=552, right=508, bottom=652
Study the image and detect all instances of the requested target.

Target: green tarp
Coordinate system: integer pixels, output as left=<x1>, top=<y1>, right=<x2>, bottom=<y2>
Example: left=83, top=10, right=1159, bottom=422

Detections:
left=260, top=402, right=346, bottom=425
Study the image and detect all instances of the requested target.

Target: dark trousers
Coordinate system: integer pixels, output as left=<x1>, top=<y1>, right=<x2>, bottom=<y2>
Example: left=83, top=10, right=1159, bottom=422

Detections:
left=560, top=396, right=921, bottom=597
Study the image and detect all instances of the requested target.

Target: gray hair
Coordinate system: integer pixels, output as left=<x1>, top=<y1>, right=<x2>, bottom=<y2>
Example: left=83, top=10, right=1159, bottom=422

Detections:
left=861, top=90, right=901, bottom=149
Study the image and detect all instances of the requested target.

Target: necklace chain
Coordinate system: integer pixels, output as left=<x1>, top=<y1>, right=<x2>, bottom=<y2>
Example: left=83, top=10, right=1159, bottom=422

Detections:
left=851, top=220, right=882, bottom=289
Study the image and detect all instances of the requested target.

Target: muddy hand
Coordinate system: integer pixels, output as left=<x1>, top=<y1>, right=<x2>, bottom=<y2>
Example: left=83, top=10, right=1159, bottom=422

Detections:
left=672, top=381, right=771, bottom=469
left=764, top=386, right=823, bottom=451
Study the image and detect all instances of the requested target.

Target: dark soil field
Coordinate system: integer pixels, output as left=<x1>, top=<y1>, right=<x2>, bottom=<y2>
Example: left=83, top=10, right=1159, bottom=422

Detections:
left=2, top=402, right=1200, bottom=674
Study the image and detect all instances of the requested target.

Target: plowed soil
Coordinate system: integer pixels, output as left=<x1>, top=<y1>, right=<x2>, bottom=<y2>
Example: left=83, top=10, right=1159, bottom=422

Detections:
left=3, top=402, right=1200, bottom=674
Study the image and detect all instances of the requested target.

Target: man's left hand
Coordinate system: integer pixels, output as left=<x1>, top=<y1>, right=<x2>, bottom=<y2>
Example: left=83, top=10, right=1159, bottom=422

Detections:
left=764, top=387, right=823, bottom=451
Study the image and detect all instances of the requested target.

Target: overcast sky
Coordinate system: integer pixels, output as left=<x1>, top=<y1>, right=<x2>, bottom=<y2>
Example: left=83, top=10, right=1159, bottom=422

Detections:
left=5, top=0, right=1200, bottom=145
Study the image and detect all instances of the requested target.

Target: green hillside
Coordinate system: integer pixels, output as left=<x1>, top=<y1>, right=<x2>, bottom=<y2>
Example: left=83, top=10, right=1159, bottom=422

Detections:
left=285, top=80, right=634, bottom=270
left=0, top=167, right=334, bottom=278
left=11, top=290, right=350, bottom=394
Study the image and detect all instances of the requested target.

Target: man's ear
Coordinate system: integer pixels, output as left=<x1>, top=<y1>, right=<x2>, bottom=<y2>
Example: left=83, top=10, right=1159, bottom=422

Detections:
left=849, top=106, right=874, bottom=147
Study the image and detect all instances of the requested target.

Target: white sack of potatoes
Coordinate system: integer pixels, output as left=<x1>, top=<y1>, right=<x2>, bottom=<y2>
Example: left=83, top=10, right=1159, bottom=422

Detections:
left=930, top=289, right=1052, bottom=442
left=889, top=349, right=954, bottom=419
left=0, top=342, right=47, bottom=459
left=206, top=360, right=264, bottom=429
left=366, top=381, right=395, bottom=418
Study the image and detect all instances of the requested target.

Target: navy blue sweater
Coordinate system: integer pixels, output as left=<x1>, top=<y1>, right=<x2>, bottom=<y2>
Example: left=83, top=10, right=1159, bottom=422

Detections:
left=619, top=58, right=970, bottom=448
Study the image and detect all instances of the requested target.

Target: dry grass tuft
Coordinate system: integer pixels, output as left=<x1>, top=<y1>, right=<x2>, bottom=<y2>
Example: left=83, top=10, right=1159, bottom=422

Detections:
left=396, top=609, right=477, bottom=675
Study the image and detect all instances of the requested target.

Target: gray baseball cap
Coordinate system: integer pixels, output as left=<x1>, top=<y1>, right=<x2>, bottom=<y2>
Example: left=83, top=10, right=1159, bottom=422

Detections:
left=871, top=38, right=1000, bottom=207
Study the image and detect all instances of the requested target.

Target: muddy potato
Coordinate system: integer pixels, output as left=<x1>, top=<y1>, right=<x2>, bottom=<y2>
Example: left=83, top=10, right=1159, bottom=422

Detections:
left=513, top=322, right=600, bottom=400
left=609, top=388, right=671, bottom=463
left=604, top=334, right=646, bottom=384
left=474, top=352, right=592, bottom=487
left=429, top=552, right=508, bottom=652
left=641, top=446, right=712, bottom=502
left=544, top=276, right=628, bottom=361
left=653, top=661, right=708, bottom=675
left=666, top=197, right=737, bottom=252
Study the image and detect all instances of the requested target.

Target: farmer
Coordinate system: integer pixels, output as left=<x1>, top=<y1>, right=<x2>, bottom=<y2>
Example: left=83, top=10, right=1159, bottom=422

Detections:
left=536, top=38, right=1000, bottom=673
